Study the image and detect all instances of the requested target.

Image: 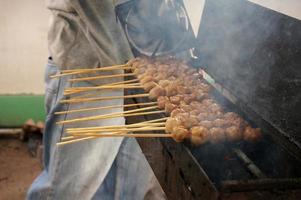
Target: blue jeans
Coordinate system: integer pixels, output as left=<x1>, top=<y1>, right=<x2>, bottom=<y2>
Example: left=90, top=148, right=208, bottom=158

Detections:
left=27, top=62, right=165, bottom=200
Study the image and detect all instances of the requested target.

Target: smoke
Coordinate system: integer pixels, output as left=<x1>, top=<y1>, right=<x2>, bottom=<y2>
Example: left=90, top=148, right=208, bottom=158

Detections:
left=195, top=0, right=301, bottom=143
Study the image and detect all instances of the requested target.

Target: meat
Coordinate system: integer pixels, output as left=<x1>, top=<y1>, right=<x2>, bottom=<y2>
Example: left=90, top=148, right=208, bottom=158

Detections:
left=165, top=117, right=182, bottom=133
left=143, top=81, right=156, bottom=92
left=209, top=127, right=226, bottom=143
left=140, top=75, right=153, bottom=85
left=170, top=108, right=185, bottom=118
left=149, top=86, right=166, bottom=100
left=212, top=118, right=228, bottom=128
left=225, top=126, right=242, bottom=141
left=164, top=102, right=177, bottom=114
left=157, top=96, right=168, bottom=109
left=172, top=126, right=190, bottom=142
left=169, top=95, right=182, bottom=105
left=190, top=126, right=210, bottom=145
left=129, top=56, right=261, bottom=145
left=243, top=126, right=261, bottom=142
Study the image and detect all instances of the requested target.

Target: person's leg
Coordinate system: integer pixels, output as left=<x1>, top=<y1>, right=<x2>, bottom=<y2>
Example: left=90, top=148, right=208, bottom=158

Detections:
left=27, top=62, right=124, bottom=200
left=112, top=138, right=166, bottom=200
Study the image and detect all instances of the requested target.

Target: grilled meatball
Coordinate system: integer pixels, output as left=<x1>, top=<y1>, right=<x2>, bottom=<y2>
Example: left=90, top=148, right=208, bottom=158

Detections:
left=143, top=81, right=156, bottom=92
left=225, top=126, right=242, bottom=141
left=157, top=96, right=169, bottom=109
left=169, top=95, right=182, bottom=105
left=190, top=126, right=210, bottom=145
left=172, top=126, right=190, bottom=142
left=170, top=108, right=185, bottom=118
left=212, top=118, right=229, bottom=128
left=183, top=115, right=199, bottom=129
left=209, top=127, right=226, bottom=143
left=190, top=109, right=202, bottom=116
left=198, top=112, right=208, bottom=121
left=165, top=102, right=177, bottom=114
left=165, top=84, right=178, bottom=97
left=243, top=126, right=261, bottom=142
left=158, top=80, right=170, bottom=88
left=165, top=117, right=182, bottom=133
left=149, top=86, right=166, bottom=100
left=183, top=93, right=197, bottom=104
left=140, top=75, right=153, bottom=85
left=199, top=120, right=213, bottom=129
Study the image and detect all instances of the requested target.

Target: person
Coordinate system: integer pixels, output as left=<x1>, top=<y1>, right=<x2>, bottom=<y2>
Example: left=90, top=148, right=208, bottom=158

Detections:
left=26, top=0, right=166, bottom=199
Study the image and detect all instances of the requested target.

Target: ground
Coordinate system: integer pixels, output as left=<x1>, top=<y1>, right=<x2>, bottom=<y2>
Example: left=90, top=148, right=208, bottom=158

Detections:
left=0, top=139, right=41, bottom=200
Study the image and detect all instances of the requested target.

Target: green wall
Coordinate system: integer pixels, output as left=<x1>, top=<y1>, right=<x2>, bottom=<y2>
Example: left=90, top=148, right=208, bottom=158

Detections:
left=0, top=95, right=45, bottom=127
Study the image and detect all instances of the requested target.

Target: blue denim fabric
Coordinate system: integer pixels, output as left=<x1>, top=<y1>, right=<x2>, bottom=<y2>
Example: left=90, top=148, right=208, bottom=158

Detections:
left=27, top=62, right=165, bottom=200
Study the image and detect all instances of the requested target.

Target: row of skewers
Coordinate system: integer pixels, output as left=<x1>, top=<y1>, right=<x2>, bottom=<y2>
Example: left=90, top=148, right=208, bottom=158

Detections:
left=52, top=56, right=261, bottom=146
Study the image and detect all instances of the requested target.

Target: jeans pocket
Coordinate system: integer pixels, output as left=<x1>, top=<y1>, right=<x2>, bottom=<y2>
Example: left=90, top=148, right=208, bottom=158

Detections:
left=44, top=60, right=60, bottom=115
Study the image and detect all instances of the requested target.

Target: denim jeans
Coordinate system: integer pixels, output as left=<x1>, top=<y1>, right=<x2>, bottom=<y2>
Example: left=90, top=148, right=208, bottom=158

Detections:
left=27, top=61, right=165, bottom=200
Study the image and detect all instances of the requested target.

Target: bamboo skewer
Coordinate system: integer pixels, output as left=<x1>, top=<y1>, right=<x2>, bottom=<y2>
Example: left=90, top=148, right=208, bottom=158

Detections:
left=65, top=83, right=141, bottom=92
left=104, top=79, right=139, bottom=86
left=69, top=73, right=135, bottom=82
left=66, top=122, right=165, bottom=133
left=63, top=84, right=143, bottom=96
left=57, top=136, right=95, bottom=146
left=65, top=117, right=168, bottom=132
left=70, top=133, right=171, bottom=138
left=63, top=79, right=140, bottom=96
left=57, top=133, right=172, bottom=146
left=50, top=64, right=131, bottom=78
left=60, top=64, right=129, bottom=73
left=60, top=93, right=149, bottom=104
left=70, top=127, right=166, bottom=135
left=57, top=110, right=164, bottom=125
left=59, top=118, right=168, bottom=144
left=55, top=102, right=157, bottom=115
left=56, top=106, right=162, bottom=125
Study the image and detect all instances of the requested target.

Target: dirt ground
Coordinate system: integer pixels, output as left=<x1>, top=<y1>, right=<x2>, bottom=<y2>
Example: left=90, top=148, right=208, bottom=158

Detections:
left=0, top=138, right=42, bottom=200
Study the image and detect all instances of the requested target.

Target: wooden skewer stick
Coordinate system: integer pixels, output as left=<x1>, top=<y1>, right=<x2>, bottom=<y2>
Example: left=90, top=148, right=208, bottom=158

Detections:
left=67, top=123, right=166, bottom=133
left=64, top=82, right=141, bottom=95
left=70, top=127, right=166, bottom=135
left=59, top=64, right=129, bottom=73
left=64, top=83, right=141, bottom=94
left=61, top=136, right=74, bottom=141
left=66, top=117, right=168, bottom=131
left=63, top=84, right=144, bottom=96
left=60, top=93, right=149, bottom=104
left=50, top=65, right=131, bottom=78
left=59, top=118, right=168, bottom=144
left=57, top=133, right=172, bottom=146
left=63, top=79, right=140, bottom=96
left=57, top=105, right=159, bottom=124
left=68, top=122, right=165, bottom=131
left=107, top=79, right=139, bottom=86
left=68, top=73, right=135, bottom=82
left=55, top=102, right=157, bottom=115
left=58, top=106, right=158, bottom=123
left=65, top=82, right=141, bottom=92
left=57, top=110, right=164, bottom=125
left=57, top=136, right=96, bottom=146
left=64, top=85, right=143, bottom=96
left=71, top=133, right=172, bottom=138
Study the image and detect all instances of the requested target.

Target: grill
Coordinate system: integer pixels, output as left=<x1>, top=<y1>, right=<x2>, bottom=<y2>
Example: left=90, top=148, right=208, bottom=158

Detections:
left=121, top=0, right=301, bottom=199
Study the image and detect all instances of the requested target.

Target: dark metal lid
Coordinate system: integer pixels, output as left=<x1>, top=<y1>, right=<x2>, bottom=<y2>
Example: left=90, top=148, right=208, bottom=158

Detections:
left=194, top=0, right=301, bottom=143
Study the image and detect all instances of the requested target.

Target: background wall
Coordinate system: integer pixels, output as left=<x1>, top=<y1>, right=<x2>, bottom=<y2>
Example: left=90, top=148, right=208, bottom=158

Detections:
left=184, top=0, right=301, bottom=37
left=0, top=0, right=48, bottom=94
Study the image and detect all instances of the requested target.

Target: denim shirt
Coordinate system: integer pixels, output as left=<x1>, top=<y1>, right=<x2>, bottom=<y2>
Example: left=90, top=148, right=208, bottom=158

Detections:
left=47, top=0, right=133, bottom=70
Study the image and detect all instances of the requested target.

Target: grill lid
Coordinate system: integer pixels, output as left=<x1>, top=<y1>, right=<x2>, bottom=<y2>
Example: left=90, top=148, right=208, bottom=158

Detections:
left=193, top=0, right=301, bottom=144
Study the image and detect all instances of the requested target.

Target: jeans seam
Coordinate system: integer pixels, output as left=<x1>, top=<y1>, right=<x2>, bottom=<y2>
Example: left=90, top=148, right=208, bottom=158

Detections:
left=46, top=76, right=72, bottom=200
